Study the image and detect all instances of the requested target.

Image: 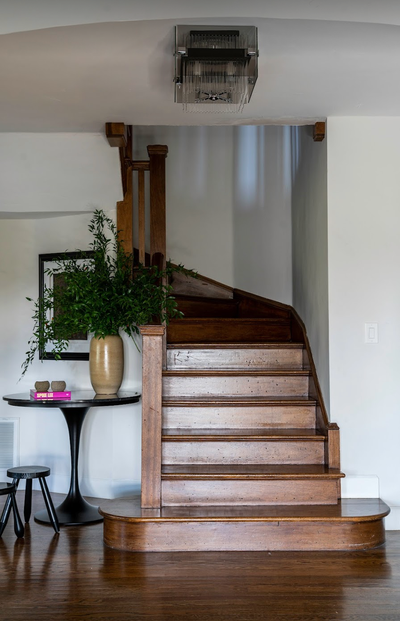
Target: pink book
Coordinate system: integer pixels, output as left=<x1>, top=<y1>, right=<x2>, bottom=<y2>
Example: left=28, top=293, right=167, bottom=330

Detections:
left=30, top=389, right=71, bottom=400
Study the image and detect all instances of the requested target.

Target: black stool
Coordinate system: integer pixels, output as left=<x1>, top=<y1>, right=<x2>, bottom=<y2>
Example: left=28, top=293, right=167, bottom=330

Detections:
left=0, top=481, right=24, bottom=538
left=7, top=466, right=60, bottom=534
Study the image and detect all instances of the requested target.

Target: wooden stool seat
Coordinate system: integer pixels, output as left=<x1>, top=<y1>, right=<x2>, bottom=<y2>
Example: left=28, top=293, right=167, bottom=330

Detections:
left=8, top=466, right=51, bottom=480
left=7, top=466, right=60, bottom=534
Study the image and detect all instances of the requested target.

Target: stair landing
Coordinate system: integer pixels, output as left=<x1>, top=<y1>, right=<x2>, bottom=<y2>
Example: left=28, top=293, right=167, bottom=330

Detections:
left=99, top=497, right=390, bottom=552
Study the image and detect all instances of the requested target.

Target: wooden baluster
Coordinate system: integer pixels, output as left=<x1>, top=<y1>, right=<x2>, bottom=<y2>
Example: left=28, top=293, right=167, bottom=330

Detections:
left=116, top=166, right=133, bottom=255
left=138, top=169, right=146, bottom=265
left=147, top=145, right=168, bottom=268
left=140, top=325, right=165, bottom=508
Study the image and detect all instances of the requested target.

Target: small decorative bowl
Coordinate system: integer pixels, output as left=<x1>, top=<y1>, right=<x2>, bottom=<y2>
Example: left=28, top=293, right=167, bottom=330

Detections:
left=35, top=381, right=50, bottom=392
left=51, top=381, right=66, bottom=392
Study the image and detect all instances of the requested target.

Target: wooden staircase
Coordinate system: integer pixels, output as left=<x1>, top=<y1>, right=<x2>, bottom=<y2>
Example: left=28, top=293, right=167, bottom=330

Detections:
left=100, top=276, right=389, bottom=552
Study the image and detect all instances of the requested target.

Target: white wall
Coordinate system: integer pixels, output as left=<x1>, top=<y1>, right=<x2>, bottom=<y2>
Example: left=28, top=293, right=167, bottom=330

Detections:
left=132, top=126, right=235, bottom=286
left=0, top=134, right=142, bottom=498
left=291, top=125, right=330, bottom=408
left=232, top=125, right=292, bottom=304
left=132, top=125, right=293, bottom=303
left=327, top=118, right=400, bottom=529
left=0, top=133, right=121, bottom=215
left=0, top=127, right=293, bottom=499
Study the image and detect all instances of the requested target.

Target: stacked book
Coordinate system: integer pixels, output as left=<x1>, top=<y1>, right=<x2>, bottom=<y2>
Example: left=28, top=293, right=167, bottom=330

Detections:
left=30, top=389, right=71, bottom=400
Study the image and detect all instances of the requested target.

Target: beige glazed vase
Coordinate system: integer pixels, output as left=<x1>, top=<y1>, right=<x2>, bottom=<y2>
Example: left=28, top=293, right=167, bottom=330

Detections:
left=89, top=335, right=124, bottom=395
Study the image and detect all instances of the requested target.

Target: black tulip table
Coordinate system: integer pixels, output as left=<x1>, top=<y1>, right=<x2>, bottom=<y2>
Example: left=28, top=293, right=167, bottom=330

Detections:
left=3, top=390, right=141, bottom=526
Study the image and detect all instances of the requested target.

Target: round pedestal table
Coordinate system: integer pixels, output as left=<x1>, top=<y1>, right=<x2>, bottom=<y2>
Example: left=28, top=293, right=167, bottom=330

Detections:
left=3, top=391, right=140, bottom=526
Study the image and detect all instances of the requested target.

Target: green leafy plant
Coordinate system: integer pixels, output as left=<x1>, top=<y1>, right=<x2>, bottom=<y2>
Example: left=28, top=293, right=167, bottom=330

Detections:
left=22, top=210, right=190, bottom=377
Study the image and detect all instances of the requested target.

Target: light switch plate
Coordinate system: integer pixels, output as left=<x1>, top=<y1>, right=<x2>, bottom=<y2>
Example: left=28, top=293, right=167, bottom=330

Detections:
left=365, top=322, right=378, bottom=343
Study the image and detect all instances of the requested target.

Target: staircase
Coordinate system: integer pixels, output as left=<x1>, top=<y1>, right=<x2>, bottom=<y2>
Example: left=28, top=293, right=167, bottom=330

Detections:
left=100, top=274, right=389, bottom=552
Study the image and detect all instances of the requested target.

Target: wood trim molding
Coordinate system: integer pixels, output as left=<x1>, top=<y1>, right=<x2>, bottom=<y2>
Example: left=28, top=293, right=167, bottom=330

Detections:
left=313, top=122, right=326, bottom=142
left=105, top=122, right=126, bottom=148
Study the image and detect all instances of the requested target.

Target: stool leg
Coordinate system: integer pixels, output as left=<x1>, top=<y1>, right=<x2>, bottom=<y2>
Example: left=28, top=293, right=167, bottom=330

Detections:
left=24, top=479, right=32, bottom=523
left=0, top=479, right=19, bottom=536
left=38, top=477, right=60, bottom=534
left=10, top=492, right=24, bottom=538
left=0, top=494, right=12, bottom=536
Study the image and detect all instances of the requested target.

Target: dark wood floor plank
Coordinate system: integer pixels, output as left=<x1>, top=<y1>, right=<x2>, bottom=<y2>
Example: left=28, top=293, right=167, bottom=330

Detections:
left=0, top=492, right=398, bottom=621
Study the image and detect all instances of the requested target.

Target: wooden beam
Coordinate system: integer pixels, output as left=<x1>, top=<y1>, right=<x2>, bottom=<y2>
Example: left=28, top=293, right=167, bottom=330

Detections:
left=313, top=122, right=326, bottom=142
left=105, top=122, right=127, bottom=148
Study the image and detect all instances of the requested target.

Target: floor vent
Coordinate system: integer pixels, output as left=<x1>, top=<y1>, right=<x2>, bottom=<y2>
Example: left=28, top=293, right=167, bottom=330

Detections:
left=0, top=418, right=19, bottom=476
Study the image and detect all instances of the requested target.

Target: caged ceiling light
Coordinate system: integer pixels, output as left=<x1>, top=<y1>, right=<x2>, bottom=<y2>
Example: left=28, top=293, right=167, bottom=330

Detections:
left=174, top=25, right=258, bottom=113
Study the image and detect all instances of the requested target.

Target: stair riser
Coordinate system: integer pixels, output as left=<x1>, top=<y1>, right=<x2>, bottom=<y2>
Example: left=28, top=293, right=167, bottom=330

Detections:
left=162, top=441, right=325, bottom=465
left=103, top=519, right=386, bottom=552
left=163, top=376, right=309, bottom=398
left=167, top=348, right=303, bottom=370
left=163, top=405, right=316, bottom=429
left=175, top=300, right=238, bottom=318
left=161, top=479, right=339, bottom=506
left=168, top=323, right=291, bottom=344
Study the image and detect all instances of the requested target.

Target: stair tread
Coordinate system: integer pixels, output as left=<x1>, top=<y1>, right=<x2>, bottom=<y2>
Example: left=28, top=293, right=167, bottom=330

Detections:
left=163, top=369, right=310, bottom=377
left=163, top=396, right=317, bottom=406
left=167, top=343, right=304, bottom=350
left=162, top=428, right=324, bottom=440
left=162, top=464, right=345, bottom=479
left=100, top=497, right=390, bottom=522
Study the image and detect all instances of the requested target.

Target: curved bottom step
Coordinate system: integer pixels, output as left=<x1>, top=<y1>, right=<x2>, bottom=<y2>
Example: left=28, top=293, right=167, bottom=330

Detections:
left=99, top=497, right=390, bottom=552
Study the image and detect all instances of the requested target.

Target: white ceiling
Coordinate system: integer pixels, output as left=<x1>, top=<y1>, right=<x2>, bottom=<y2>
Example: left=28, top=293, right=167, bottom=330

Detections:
left=2, top=0, right=400, bottom=131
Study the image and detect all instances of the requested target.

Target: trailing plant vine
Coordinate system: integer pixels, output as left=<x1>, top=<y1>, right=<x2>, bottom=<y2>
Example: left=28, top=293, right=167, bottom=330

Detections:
left=21, top=210, right=192, bottom=377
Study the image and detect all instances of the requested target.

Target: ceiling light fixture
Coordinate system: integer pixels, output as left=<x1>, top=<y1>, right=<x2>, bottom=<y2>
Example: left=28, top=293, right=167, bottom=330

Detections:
left=174, top=25, right=258, bottom=113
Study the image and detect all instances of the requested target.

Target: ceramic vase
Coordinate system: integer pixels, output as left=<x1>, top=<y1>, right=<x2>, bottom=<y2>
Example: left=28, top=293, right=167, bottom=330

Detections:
left=89, top=335, right=124, bottom=395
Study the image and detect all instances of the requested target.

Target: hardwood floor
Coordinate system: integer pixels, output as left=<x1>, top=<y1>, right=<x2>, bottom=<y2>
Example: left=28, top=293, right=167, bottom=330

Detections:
left=0, top=491, right=399, bottom=620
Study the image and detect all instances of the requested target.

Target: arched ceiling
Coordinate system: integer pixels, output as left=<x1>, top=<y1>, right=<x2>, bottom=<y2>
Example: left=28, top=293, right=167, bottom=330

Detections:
left=2, top=1, right=400, bottom=130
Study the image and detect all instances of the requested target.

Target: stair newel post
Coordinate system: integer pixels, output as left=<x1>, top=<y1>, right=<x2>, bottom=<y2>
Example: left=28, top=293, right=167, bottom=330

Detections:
left=148, top=145, right=168, bottom=368
left=140, top=325, right=165, bottom=509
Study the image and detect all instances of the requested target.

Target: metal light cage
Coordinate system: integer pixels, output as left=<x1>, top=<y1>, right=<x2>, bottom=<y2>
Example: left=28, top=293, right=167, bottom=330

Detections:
left=174, top=25, right=258, bottom=113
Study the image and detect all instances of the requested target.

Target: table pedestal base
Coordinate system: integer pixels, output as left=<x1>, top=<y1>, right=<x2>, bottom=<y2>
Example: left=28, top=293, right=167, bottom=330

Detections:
left=35, top=494, right=102, bottom=526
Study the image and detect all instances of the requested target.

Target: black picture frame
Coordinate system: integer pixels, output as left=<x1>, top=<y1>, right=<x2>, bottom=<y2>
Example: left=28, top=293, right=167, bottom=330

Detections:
left=38, top=251, right=95, bottom=361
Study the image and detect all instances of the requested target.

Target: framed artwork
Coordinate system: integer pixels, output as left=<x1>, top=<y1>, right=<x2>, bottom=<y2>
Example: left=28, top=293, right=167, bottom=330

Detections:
left=38, top=251, right=95, bottom=361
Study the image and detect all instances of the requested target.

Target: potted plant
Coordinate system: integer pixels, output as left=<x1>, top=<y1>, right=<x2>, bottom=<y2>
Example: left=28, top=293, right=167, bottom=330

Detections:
left=22, top=210, right=187, bottom=393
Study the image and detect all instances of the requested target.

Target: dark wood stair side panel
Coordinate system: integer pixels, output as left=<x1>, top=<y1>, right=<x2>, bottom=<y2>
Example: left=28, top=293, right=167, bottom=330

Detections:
left=233, top=289, right=292, bottom=320
left=170, top=270, right=234, bottom=299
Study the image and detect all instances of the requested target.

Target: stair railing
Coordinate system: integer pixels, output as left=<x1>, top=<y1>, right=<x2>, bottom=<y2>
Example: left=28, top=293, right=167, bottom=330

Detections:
left=105, top=123, right=168, bottom=269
